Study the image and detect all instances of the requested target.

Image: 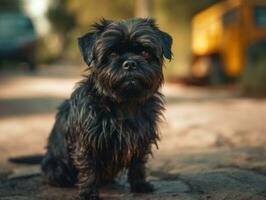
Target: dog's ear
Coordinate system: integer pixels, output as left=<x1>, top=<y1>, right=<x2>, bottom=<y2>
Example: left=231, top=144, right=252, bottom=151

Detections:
left=144, top=18, right=173, bottom=60
left=159, top=31, right=173, bottom=60
left=78, top=19, right=112, bottom=66
left=78, top=32, right=97, bottom=66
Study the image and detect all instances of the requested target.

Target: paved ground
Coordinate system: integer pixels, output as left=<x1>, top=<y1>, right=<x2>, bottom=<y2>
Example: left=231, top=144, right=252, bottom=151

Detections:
left=1, top=65, right=266, bottom=200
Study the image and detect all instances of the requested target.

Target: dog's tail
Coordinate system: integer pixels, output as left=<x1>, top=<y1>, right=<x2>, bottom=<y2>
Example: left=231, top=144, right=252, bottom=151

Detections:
left=9, top=154, right=44, bottom=164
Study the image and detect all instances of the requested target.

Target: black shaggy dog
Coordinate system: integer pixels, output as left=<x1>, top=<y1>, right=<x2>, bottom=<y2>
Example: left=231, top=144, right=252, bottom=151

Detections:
left=41, top=18, right=172, bottom=200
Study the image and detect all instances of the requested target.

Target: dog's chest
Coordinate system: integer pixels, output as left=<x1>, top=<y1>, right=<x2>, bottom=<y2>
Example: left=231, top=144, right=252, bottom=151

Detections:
left=85, top=105, right=156, bottom=161
left=98, top=112, right=150, bottom=149
left=102, top=117, right=151, bottom=169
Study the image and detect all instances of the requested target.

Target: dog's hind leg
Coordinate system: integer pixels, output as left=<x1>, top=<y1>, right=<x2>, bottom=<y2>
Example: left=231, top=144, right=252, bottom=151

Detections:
left=41, top=153, right=77, bottom=187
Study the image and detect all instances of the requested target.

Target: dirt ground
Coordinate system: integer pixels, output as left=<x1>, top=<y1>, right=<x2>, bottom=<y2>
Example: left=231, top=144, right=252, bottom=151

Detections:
left=1, top=65, right=266, bottom=200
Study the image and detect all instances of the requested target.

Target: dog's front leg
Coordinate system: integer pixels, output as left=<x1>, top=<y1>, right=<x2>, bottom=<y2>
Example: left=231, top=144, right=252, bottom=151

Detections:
left=73, top=149, right=100, bottom=200
left=128, top=154, right=154, bottom=193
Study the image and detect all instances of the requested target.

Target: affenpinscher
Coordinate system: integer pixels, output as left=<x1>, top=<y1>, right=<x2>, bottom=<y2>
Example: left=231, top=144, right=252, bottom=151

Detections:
left=41, top=18, right=172, bottom=200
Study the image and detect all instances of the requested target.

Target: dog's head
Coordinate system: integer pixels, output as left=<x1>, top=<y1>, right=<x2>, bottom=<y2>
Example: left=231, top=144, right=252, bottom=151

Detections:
left=78, top=18, right=172, bottom=102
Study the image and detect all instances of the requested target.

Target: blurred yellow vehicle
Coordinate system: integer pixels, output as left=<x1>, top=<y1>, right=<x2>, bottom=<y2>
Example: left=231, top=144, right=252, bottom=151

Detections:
left=191, top=0, right=266, bottom=83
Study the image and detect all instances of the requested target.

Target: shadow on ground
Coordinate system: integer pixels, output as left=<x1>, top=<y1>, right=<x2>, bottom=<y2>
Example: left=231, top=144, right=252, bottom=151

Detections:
left=0, top=97, right=64, bottom=118
left=1, top=147, right=266, bottom=200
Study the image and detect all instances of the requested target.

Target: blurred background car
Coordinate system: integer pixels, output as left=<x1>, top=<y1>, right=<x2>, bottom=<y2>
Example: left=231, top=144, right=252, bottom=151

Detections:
left=0, top=11, right=37, bottom=71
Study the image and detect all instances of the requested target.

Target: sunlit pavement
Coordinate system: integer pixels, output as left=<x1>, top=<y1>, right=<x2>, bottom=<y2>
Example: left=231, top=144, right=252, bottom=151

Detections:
left=1, top=65, right=266, bottom=200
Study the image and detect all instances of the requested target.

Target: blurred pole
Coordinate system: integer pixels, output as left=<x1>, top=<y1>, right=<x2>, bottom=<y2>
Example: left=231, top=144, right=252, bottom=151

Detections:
left=135, top=0, right=153, bottom=18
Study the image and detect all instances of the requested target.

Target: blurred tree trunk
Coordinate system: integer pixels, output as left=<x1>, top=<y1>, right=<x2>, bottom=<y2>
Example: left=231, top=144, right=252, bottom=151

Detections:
left=47, top=0, right=76, bottom=59
left=135, top=0, right=153, bottom=18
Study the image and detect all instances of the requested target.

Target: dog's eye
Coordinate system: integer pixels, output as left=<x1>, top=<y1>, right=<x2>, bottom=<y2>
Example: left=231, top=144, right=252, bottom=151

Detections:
left=141, top=50, right=150, bottom=58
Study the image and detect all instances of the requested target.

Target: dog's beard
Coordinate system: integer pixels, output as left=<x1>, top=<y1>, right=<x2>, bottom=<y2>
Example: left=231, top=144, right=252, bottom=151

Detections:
left=93, top=62, right=163, bottom=102
left=115, top=74, right=149, bottom=98
left=116, top=77, right=143, bottom=97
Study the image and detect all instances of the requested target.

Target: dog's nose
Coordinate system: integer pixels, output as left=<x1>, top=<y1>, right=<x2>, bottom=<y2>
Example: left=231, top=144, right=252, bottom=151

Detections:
left=122, top=60, right=137, bottom=70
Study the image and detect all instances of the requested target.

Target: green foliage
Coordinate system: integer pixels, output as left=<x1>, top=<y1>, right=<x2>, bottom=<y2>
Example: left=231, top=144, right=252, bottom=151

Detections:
left=47, top=0, right=76, bottom=34
left=191, top=0, right=223, bottom=15
left=43, top=0, right=222, bottom=73
left=241, top=56, right=266, bottom=97
left=153, top=0, right=224, bottom=80
left=67, top=0, right=134, bottom=31
left=0, top=0, right=21, bottom=10
left=44, top=0, right=135, bottom=62
left=154, top=0, right=190, bottom=79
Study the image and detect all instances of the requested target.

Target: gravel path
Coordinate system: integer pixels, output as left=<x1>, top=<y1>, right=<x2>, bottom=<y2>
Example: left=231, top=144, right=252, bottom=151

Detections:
left=1, top=67, right=266, bottom=200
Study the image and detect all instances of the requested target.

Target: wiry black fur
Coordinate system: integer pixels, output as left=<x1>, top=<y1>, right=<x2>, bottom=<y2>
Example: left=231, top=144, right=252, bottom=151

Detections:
left=41, top=18, right=172, bottom=200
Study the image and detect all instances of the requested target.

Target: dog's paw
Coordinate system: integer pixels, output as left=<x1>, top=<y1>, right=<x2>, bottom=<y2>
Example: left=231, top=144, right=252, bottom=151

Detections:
left=130, top=181, right=154, bottom=193
left=77, top=192, right=100, bottom=200
left=77, top=195, right=100, bottom=200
